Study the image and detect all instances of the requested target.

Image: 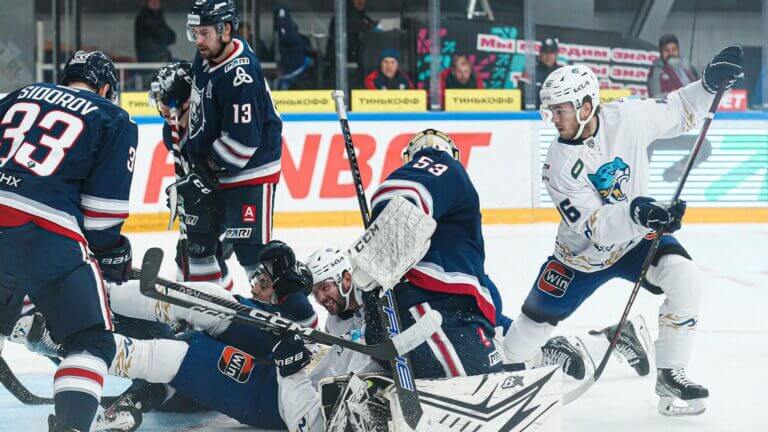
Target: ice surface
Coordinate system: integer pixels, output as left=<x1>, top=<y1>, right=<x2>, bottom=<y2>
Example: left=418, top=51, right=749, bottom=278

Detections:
left=2, top=223, right=766, bottom=431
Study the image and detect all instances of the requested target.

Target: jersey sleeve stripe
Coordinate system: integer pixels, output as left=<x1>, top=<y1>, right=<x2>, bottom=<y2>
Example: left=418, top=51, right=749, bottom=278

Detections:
left=80, top=195, right=130, bottom=213
left=372, top=180, right=434, bottom=216
left=217, top=160, right=281, bottom=188
left=0, top=191, right=84, bottom=242
left=213, top=138, right=252, bottom=168
left=405, top=262, right=497, bottom=325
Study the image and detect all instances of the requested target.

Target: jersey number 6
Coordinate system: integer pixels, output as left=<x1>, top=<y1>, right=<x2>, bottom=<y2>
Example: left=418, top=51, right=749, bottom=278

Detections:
left=557, top=198, right=581, bottom=223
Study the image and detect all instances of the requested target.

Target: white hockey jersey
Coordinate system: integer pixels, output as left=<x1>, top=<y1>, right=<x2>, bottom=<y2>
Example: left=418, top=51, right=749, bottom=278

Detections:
left=543, top=80, right=715, bottom=272
left=277, top=299, right=383, bottom=431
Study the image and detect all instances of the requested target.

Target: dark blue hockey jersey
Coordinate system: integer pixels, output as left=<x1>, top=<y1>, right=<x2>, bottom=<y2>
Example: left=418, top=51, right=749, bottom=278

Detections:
left=187, top=37, right=282, bottom=189
left=0, top=83, right=137, bottom=249
left=371, top=148, right=500, bottom=325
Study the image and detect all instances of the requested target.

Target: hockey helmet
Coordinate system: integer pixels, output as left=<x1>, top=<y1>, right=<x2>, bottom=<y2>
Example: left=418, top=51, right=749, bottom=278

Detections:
left=307, top=248, right=355, bottom=309
left=186, top=0, right=240, bottom=41
left=402, top=129, right=460, bottom=164
left=539, top=64, right=600, bottom=140
left=61, top=50, right=119, bottom=104
left=149, top=62, right=193, bottom=111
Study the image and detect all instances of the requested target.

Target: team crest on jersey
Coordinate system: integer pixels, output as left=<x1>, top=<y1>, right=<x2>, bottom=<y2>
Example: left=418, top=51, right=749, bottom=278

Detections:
left=188, top=81, right=205, bottom=139
left=218, top=346, right=255, bottom=383
left=537, top=260, right=574, bottom=298
left=588, top=157, right=631, bottom=203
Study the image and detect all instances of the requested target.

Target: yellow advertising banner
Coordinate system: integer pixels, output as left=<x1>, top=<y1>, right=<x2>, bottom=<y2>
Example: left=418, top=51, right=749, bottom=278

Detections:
left=271, top=90, right=336, bottom=113
left=351, top=90, right=427, bottom=112
left=444, top=89, right=522, bottom=112
left=120, top=91, right=156, bottom=116
left=600, top=89, right=633, bottom=104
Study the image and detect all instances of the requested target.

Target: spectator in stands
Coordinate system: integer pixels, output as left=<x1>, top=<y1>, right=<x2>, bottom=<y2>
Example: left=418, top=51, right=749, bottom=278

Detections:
left=325, top=0, right=377, bottom=83
left=364, top=48, right=413, bottom=90
left=134, top=0, right=176, bottom=62
left=646, top=34, right=698, bottom=98
left=517, top=37, right=564, bottom=108
left=439, top=54, right=484, bottom=107
left=646, top=33, right=710, bottom=182
left=273, top=5, right=314, bottom=90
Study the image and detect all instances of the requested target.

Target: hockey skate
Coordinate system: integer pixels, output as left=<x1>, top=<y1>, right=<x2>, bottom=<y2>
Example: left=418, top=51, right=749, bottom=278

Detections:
left=540, top=336, right=587, bottom=379
left=92, top=392, right=144, bottom=432
left=11, top=312, right=63, bottom=358
left=47, top=415, right=79, bottom=432
left=656, top=368, right=709, bottom=416
left=589, top=315, right=652, bottom=376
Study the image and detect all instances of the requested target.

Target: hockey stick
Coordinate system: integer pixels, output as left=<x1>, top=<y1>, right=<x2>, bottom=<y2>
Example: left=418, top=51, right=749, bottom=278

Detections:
left=135, top=248, right=441, bottom=362
left=333, top=91, right=424, bottom=430
left=0, top=355, right=53, bottom=405
left=167, top=106, right=191, bottom=280
left=564, top=83, right=729, bottom=404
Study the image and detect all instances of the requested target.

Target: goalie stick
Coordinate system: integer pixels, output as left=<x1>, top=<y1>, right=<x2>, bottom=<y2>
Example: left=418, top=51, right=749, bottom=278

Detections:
left=564, top=81, right=729, bottom=404
left=333, top=90, right=425, bottom=430
left=136, top=248, right=441, bottom=362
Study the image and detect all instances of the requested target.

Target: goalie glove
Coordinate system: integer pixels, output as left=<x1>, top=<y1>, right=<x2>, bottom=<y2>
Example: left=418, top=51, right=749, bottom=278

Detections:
left=348, top=196, right=437, bottom=292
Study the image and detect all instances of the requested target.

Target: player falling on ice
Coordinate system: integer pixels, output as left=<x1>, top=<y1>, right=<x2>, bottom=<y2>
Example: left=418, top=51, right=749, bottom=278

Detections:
left=149, top=61, right=234, bottom=289
left=502, top=46, right=743, bottom=416
left=0, top=51, right=136, bottom=431
left=174, top=0, right=283, bottom=288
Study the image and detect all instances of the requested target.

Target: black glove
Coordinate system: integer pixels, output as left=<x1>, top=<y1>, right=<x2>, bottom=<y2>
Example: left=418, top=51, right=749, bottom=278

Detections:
left=702, top=45, right=744, bottom=94
left=93, top=235, right=132, bottom=283
left=272, top=332, right=311, bottom=377
left=630, top=197, right=687, bottom=233
left=259, top=240, right=312, bottom=298
left=166, top=172, right=217, bottom=232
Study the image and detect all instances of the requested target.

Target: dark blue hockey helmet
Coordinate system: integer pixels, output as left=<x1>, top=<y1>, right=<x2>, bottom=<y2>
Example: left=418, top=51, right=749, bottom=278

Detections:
left=149, top=61, right=194, bottom=111
left=61, top=50, right=119, bottom=103
left=186, top=0, right=240, bottom=41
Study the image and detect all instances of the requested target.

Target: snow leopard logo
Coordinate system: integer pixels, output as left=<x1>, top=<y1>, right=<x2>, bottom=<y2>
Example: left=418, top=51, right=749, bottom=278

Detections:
left=588, top=157, right=631, bottom=203
left=188, top=80, right=205, bottom=139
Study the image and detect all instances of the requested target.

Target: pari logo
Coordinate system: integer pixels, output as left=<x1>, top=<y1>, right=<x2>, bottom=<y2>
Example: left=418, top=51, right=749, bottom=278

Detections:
left=588, top=156, right=631, bottom=203
left=537, top=260, right=574, bottom=298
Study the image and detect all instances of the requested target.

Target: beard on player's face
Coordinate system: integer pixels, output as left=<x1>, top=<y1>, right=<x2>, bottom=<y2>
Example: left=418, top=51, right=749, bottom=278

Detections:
left=313, top=281, right=346, bottom=315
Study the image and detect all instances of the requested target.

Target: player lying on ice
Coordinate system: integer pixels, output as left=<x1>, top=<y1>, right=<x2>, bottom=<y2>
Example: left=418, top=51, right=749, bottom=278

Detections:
left=502, top=46, right=744, bottom=417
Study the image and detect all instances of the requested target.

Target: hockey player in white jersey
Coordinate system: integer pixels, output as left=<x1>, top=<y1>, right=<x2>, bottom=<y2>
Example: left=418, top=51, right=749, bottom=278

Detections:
left=502, top=46, right=743, bottom=416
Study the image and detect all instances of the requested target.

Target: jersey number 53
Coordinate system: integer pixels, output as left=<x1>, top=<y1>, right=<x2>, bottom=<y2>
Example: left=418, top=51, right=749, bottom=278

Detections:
left=413, top=156, right=448, bottom=176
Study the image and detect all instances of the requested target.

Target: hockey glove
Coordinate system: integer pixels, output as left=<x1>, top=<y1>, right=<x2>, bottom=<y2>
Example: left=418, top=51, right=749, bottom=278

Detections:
left=630, top=197, right=687, bottom=233
left=702, top=45, right=744, bottom=94
left=259, top=240, right=313, bottom=298
left=94, top=235, right=132, bottom=283
left=272, top=332, right=312, bottom=377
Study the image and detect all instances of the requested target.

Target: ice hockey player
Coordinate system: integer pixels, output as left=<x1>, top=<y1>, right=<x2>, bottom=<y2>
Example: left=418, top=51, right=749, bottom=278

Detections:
left=502, top=46, right=743, bottom=416
left=0, top=51, right=136, bottom=431
left=148, top=61, right=234, bottom=290
left=179, top=0, right=283, bottom=286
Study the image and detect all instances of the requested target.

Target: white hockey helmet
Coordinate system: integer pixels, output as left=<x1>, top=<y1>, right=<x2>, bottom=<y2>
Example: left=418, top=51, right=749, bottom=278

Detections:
left=539, top=64, right=600, bottom=140
left=306, top=247, right=354, bottom=307
left=402, top=129, right=460, bottom=164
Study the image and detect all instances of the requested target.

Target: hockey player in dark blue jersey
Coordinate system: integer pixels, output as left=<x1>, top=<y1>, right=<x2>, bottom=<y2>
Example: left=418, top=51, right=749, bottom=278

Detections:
left=361, top=129, right=507, bottom=378
left=149, top=62, right=235, bottom=290
left=0, top=51, right=136, bottom=432
left=178, top=0, right=283, bottom=287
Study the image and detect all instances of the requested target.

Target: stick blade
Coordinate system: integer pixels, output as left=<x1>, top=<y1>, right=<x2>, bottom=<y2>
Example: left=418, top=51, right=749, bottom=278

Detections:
left=140, top=248, right=164, bottom=296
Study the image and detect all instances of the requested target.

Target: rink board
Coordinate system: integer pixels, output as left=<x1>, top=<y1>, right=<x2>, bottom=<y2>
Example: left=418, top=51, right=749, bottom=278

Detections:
left=116, top=111, right=768, bottom=230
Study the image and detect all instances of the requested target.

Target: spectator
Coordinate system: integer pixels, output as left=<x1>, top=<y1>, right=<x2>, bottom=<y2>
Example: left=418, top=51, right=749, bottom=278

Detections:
left=645, top=34, right=710, bottom=182
left=517, top=37, right=564, bottom=108
left=646, top=34, right=698, bottom=98
left=439, top=54, right=484, bottom=107
left=325, top=0, right=376, bottom=83
left=273, top=5, right=314, bottom=90
left=134, top=0, right=176, bottom=62
left=364, top=49, right=413, bottom=90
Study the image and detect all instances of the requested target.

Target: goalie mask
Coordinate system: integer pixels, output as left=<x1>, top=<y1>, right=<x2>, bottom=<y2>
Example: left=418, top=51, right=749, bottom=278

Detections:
left=149, top=62, right=193, bottom=112
left=539, top=64, right=600, bottom=140
left=402, top=129, right=460, bottom=164
left=307, top=248, right=355, bottom=312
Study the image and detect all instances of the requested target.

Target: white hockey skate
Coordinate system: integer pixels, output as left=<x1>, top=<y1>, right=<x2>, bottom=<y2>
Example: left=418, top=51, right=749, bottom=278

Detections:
left=656, top=368, right=708, bottom=416
left=92, top=393, right=143, bottom=432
